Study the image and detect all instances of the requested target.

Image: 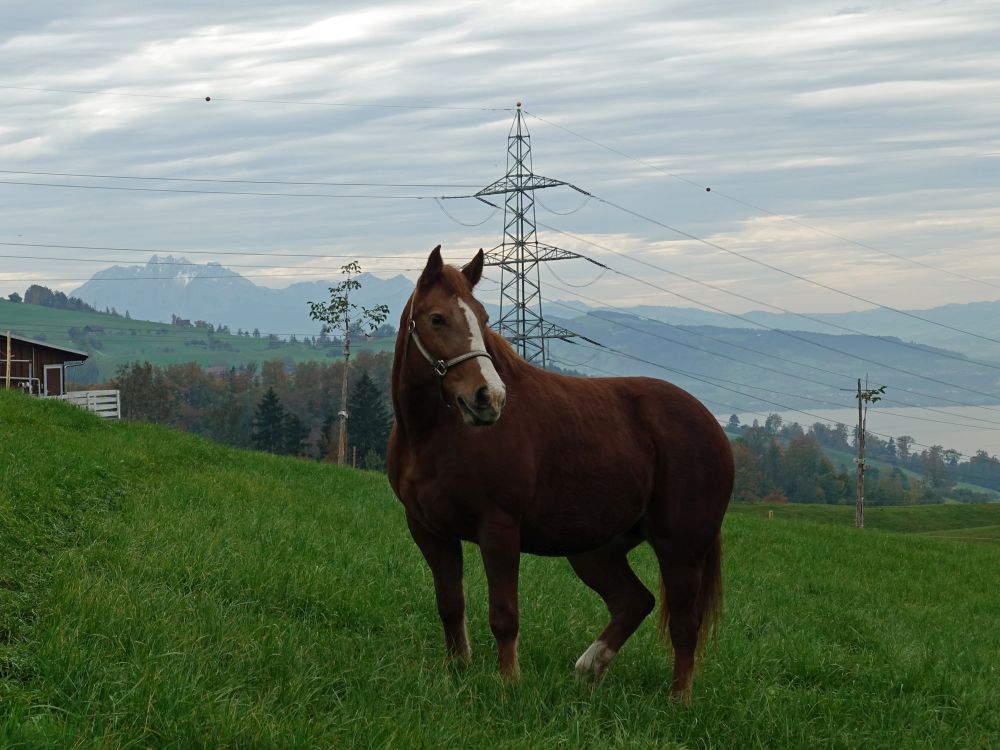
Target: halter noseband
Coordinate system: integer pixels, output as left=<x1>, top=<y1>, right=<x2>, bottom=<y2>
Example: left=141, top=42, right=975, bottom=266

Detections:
left=406, top=295, right=494, bottom=381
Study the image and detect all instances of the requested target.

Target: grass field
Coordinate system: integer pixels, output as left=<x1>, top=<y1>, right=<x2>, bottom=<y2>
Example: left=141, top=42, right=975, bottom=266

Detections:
left=0, top=299, right=392, bottom=381
left=728, top=501, right=1000, bottom=534
left=2, top=389, right=999, bottom=748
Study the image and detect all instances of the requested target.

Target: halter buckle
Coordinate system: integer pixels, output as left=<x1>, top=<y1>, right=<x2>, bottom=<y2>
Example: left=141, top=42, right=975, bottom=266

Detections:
left=433, top=360, right=448, bottom=377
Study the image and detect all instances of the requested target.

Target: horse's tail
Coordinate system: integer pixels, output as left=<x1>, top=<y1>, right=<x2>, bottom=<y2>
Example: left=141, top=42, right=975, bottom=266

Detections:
left=657, top=531, right=724, bottom=655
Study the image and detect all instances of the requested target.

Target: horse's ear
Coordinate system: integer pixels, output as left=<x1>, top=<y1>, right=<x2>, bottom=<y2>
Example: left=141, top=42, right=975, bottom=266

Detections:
left=462, top=248, right=485, bottom=288
left=418, top=245, right=444, bottom=288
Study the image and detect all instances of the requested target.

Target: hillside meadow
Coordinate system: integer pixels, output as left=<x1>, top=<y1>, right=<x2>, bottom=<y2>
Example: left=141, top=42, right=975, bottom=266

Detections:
left=1, top=390, right=999, bottom=748
left=0, top=299, right=392, bottom=382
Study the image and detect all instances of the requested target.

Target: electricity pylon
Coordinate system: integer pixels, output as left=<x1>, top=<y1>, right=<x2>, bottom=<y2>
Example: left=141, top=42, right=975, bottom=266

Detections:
left=475, top=103, right=590, bottom=367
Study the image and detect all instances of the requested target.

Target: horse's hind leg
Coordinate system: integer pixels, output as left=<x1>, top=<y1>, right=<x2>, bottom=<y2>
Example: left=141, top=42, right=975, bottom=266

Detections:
left=568, top=537, right=655, bottom=680
left=650, top=532, right=723, bottom=704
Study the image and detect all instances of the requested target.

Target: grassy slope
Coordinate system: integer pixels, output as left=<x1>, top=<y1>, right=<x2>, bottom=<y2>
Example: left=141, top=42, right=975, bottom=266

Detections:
left=728, top=501, right=1000, bottom=533
left=0, top=299, right=392, bottom=380
left=2, top=390, right=999, bottom=749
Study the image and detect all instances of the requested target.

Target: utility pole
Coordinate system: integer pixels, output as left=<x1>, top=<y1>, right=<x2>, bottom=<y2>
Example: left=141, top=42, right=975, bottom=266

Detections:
left=4, top=331, right=10, bottom=389
left=337, top=312, right=351, bottom=465
left=855, top=379, right=865, bottom=528
left=474, top=103, right=590, bottom=367
left=849, top=378, right=886, bottom=528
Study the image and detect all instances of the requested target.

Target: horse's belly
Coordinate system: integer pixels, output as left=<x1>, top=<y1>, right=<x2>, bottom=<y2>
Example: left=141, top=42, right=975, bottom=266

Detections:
left=518, top=475, right=650, bottom=556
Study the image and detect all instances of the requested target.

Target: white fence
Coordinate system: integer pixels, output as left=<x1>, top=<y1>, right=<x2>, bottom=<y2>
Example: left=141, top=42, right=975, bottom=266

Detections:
left=55, top=389, right=121, bottom=419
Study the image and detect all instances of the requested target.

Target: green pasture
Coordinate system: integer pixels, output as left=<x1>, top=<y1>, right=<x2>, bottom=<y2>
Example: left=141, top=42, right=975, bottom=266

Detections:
left=0, top=299, right=392, bottom=381
left=2, top=390, right=998, bottom=748
left=729, top=501, right=1000, bottom=534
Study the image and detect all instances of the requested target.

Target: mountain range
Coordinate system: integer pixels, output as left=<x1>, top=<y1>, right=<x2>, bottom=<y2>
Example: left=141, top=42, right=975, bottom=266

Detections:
left=66, top=256, right=1000, bottom=412
left=71, top=255, right=1000, bottom=357
left=71, top=256, right=415, bottom=334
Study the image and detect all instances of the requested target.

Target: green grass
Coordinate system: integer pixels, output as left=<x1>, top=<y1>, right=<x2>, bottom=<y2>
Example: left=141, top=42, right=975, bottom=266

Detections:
left=0, top=299, right=392, bottom=381
left=2, top=390, right=1000, bottom=748
left=728, top=501, right=1000, bottom=535
left=917, top=525, right=1000, bottom=543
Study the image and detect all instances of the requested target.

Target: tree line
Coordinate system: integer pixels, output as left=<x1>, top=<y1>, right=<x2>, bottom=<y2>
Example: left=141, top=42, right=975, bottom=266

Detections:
left=109, top=353, right=394, bottom=468
left=99, top=355, right=999, bottom=498
left=727, top=415, right=999, bottom=504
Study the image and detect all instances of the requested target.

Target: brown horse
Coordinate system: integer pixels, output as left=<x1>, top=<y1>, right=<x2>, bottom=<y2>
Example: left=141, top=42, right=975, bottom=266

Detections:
left=387, top=246, right=734, bottom=702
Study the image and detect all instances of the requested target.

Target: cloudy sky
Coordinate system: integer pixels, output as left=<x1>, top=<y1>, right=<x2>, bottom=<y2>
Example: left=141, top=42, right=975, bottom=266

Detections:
left=1, top=0, right=998, bottom=317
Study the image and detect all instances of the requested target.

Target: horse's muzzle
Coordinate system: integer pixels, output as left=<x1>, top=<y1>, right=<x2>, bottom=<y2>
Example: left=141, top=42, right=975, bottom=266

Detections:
left=457, top=385, right=505, bottom=426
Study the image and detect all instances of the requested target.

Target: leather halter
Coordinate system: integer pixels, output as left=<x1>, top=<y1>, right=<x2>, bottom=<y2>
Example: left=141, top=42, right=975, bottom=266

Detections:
left=406, top=295, right=493, bottom=380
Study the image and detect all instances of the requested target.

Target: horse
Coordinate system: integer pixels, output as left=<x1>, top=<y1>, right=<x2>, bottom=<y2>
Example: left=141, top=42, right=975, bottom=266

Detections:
left=386, top=246, right=734, bottom=702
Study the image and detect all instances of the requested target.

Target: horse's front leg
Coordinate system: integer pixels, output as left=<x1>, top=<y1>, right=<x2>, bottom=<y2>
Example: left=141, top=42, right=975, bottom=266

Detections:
left=478, top=514, right=521, bottom=680
left=406, top=514, right=470, bottom=664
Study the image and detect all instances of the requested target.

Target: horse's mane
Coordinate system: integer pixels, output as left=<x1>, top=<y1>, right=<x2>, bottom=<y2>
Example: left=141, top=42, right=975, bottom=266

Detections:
left=482, top=326, right=524, bottom=374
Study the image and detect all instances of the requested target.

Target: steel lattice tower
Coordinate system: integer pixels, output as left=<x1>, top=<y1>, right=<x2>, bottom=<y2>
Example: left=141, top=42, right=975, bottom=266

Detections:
left=475, top=104, right=588, bottom=366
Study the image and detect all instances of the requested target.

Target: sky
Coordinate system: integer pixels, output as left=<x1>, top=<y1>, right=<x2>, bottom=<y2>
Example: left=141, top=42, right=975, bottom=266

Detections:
left=1, top=0, right=998, bottom=317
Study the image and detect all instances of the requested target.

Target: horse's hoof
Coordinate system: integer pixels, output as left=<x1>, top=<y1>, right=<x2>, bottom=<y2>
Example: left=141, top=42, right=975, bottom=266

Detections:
left=669, top=687, right=693, bottom=707
left=574, top=640, right=616, bottom=682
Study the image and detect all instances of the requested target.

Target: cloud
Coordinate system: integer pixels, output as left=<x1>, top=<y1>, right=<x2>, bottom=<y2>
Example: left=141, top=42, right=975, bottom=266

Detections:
left=0, top=0, right=997, bottom=320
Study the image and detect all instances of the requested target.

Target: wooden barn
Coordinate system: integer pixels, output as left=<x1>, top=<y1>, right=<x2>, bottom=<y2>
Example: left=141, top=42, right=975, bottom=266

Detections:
left=2, top=331, right=89, bottom=396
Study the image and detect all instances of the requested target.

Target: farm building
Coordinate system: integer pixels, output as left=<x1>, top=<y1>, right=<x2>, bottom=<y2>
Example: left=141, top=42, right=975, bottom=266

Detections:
left=2, top=332, right=88, bottom=396
left=1, top=331, right=120, bottom=418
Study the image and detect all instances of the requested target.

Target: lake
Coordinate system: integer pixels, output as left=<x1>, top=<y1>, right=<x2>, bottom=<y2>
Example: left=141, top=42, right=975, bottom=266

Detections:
left=723, top=405, right=1000, bottom=458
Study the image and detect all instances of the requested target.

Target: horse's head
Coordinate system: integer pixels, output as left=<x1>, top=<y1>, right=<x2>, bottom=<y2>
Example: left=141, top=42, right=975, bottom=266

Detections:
left=406, top=246, right=507, bottom=426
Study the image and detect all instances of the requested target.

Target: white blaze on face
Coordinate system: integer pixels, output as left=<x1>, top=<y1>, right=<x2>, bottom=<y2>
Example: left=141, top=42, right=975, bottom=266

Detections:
left=457, top=297, right=506, bottom=401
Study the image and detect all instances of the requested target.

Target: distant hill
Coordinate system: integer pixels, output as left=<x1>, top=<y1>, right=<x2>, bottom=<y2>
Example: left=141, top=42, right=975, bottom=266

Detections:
left=575, top=299, right=1000, bottom=361
left=0, top=298, right=392, bottom=382
left=68, top=256, right=1000, bottom=362
left=70, top=256, right=414, bottom=334
left=546, top=310, right=1000, bottom=411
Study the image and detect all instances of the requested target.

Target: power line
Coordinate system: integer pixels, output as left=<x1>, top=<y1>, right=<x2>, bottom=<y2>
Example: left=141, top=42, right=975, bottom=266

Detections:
left=542, top=295, right=1000, bottom=432
left=538, top=221, right=1000, bottom=374
left=0, top=240, right=429, bottom=261
left=0, top=178, right=462, bottom=200
left=579, top=260, right=1000, bottom=406
left=598, top=262, right=1000, bottom=404
left=0, top=270, right=421, bottom=282
left=433, top=197, right=498, bottom=227
left=576, top=339, right=982, bottom=458
left=534, top=224, right=1000, bottom=393
left=543, top=278, right=1000, bottom=428
left=589, top=192, right=1000, bottom=347
left=0, top=169, right=481, bottom=189
left=523, top=108, right=1000, bottom=294
left=7, top=236, right=998, bottom=407
left=0, top=252, right=414, bottom=273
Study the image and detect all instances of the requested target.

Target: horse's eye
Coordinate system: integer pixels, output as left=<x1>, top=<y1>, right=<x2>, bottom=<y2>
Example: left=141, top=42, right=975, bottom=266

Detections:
left=430, top=313, right=446, bottom=327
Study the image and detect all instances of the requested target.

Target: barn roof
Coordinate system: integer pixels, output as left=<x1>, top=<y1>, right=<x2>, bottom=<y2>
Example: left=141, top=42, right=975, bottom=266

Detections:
left=6, top=332, right=89, bottom=360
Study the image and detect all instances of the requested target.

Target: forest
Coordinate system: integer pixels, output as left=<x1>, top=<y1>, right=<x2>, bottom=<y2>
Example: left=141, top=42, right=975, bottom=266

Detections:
left=109, top=353, right=393, bottom=469
left=727, top=415, right=1000, bottom=505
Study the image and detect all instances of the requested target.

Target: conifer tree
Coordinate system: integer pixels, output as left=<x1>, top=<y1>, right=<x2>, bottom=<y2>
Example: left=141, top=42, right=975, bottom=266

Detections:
left=252, top=387, right=287, bottom=453
left=347, top=370, right=392, bottom=467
